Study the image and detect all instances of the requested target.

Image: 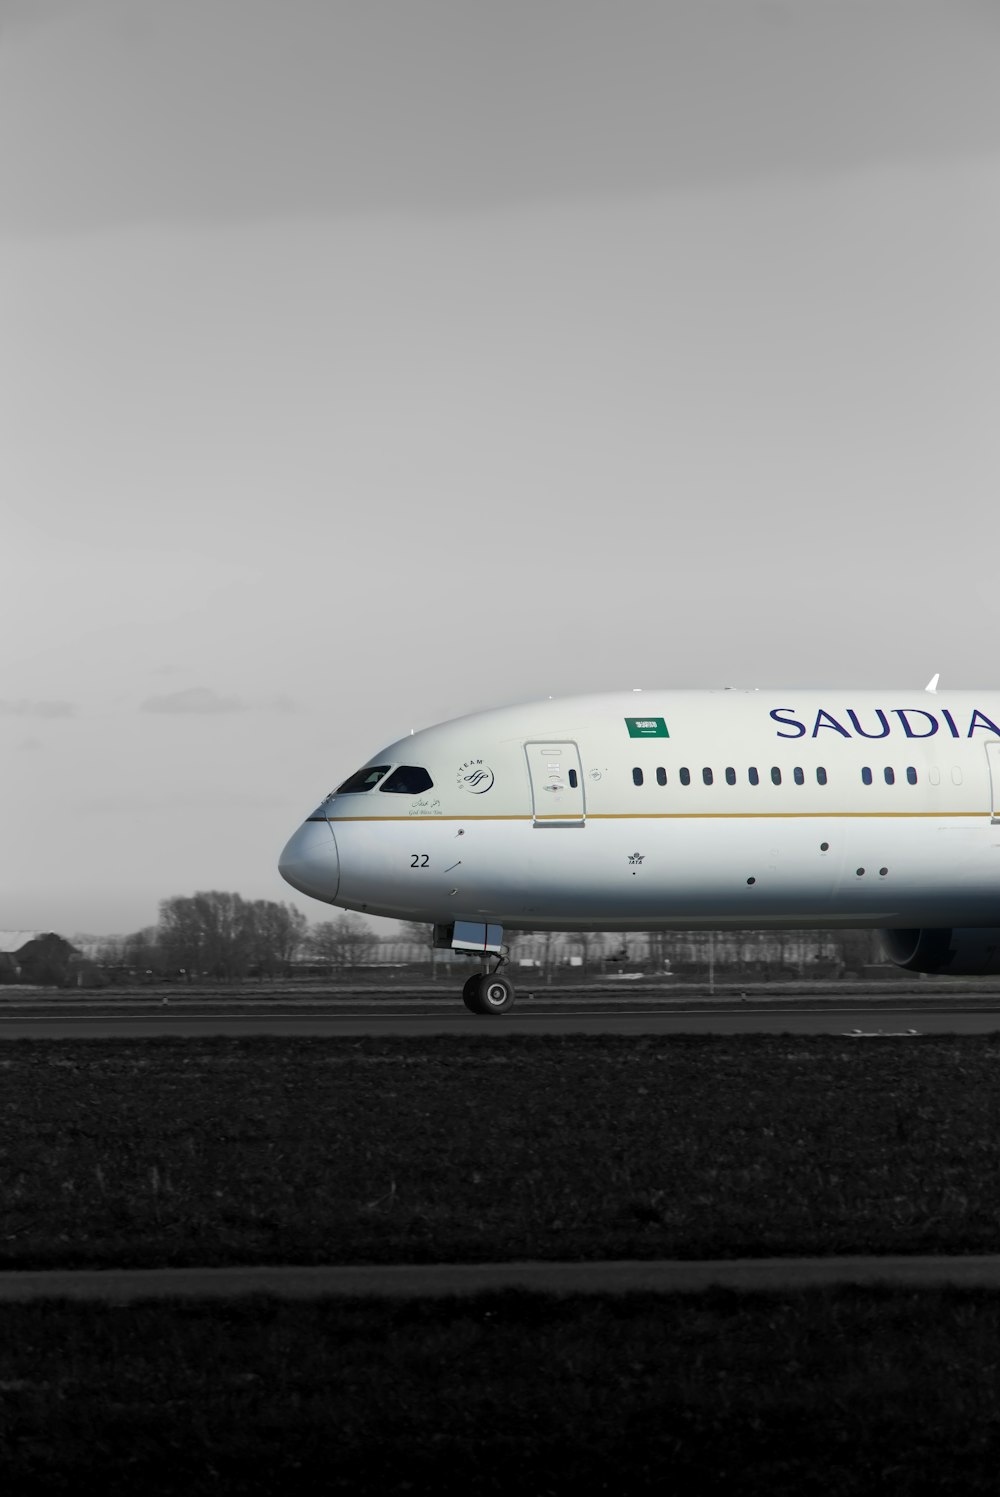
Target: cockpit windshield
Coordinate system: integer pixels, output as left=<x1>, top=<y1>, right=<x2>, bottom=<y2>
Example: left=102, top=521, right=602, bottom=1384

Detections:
left=334, top=764, right=391, bottom=794
left=380, top=766, right=434, bottom=794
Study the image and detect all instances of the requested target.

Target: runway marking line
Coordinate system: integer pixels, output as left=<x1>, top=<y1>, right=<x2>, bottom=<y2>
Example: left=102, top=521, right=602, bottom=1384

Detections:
left=4, top=1256, right=1000, bottom=1300
left=1, top=1006, right=998, bottom=1022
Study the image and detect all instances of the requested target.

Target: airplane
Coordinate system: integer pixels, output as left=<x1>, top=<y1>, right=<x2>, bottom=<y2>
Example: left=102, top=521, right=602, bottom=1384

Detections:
left=278, top=684, right=1000, bottom=1014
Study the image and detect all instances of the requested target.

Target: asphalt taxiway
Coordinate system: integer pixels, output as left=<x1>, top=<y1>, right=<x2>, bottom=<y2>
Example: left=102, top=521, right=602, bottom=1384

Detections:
left=4, top=1255, right=1000, bottom=1300
left=3, top=996, right=1000, bottom=1037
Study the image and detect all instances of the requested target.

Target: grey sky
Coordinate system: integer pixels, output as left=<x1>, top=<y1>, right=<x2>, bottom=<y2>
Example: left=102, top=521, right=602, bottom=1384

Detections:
left=3, top=1, right=999, bottom=933
left=3, top=1, right=1000, bottom=227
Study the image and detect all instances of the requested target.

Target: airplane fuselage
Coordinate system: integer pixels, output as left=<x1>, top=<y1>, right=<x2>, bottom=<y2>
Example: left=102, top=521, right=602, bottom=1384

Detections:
left=279, top=689, right=1000, bottom=933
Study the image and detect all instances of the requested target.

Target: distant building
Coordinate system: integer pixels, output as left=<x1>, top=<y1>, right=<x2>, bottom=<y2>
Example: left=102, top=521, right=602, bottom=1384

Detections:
left=0, top=931, right=77, bottom=985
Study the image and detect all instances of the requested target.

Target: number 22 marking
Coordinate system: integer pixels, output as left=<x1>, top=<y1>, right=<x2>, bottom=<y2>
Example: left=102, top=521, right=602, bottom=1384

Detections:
left=410, top=854, right=429, bottom=868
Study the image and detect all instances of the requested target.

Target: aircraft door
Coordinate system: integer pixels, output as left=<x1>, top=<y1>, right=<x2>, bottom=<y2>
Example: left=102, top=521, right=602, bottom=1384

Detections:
left=524, top=741, right=585, bottom=825
left=987, top=741, right=1000, bottom=823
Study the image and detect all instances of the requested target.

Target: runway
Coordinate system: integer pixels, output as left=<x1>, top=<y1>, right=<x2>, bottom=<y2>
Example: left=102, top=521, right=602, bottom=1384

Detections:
left=4, top=1255, right=1000, bottom=1301
left=4, top=995, right=1000, bottom=1037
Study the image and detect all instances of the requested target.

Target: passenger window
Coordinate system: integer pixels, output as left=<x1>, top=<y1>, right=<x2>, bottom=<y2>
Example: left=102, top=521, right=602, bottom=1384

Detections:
left=336, top=764, right=391, bottom=794
left=771, top=767, right=782, bottom=785
left=748, top=767, right=760, bottom=786
left=793, top=767, right=804, bottom=785
left=906, top=767, right=917, bottom=785
left=568, top=769, right=578, bottom=788
left=928, top=766, right=941, bottom=786
left=656, top=767, right=667, bottom=786
left=703, top=767, right=714, bottom=786
left=680, top=767, right=691, bottom=786
left=862, top=767, right=873, bottom=785
left=632, top=767, right=644, bottom=786
left=817, top=767, right=828, bottom=785
left=725, top=767, right=736, bottom=786
left=884, top=767, right=895, bottom=785
left=380, top=765, right=434, bottom=794
left=952, top=766, right=963, bottom=786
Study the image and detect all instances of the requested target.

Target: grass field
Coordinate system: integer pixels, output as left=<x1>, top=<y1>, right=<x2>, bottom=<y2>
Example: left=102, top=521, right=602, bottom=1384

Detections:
left=3, top=1034, right=1000, bottom=1268
left=2, top=1287, right=1000, bottom=1494
left=5, top=1034, right=1000, bottom=1491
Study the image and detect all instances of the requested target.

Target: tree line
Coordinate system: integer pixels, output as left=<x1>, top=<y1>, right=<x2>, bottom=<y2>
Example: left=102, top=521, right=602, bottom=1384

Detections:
left=31, top=895, right=891, bottom=986
left=398, top=926, right=886, bottom=981
left=94, top=892, right=376, bottom=980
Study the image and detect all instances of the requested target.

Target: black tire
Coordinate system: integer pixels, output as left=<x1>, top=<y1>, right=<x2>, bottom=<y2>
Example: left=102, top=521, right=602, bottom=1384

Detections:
left=461, top=974, right=483, bottom=1014
left=473, top=972, right=516, bottom=1015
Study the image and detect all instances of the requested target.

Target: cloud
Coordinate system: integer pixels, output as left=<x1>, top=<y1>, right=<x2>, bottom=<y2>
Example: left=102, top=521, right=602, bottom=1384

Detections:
left=140, top=687, right=245, bottom=715
left=77, top=790, right=287, bottom=813
left=0, top=0, right=78, bottom=41
left=139, top=688, right=297, bottom=715
left=0, top=699, right=76, bottom=718
left=3, top=1, right=999, bottom=233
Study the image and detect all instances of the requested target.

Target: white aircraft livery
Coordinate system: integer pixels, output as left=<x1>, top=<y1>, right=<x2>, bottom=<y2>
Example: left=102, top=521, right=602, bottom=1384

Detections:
left=278, top=687, right=1000, bottom=1013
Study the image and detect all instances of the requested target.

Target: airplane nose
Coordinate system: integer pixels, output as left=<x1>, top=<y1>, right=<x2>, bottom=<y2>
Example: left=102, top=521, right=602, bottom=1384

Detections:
left=278, top=819, right=340, bottom=902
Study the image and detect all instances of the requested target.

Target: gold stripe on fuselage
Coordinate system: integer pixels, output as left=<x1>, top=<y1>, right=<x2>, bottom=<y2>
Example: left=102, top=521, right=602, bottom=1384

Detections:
left=317, top=809, right=987, bottom=823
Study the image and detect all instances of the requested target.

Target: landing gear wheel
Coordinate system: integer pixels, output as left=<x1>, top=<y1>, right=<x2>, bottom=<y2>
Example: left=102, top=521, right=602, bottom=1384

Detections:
left=461, top=974, right=483, bottom=1014
left=462, top=972, right=516, bottom=1016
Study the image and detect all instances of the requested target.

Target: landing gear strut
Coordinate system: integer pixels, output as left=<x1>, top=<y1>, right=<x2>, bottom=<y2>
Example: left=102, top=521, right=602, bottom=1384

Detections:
left=435, top=920, right=515, bottom=1016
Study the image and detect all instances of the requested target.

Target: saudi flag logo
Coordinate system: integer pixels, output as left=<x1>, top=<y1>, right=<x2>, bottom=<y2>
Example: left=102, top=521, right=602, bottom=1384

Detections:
left=625, top=717, right=668, bottom=738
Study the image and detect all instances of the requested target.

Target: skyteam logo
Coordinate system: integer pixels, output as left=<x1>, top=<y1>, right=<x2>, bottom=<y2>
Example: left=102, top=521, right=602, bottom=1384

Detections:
left=457, top=759, right=495, bottom=794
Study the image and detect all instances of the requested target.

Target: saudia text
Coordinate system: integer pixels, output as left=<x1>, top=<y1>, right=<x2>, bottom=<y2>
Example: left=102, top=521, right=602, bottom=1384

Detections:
left=770, top=707, right=1000, bottom=740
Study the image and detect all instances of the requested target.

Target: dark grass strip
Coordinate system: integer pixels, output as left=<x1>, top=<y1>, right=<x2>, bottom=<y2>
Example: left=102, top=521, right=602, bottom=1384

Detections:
left=3, top=1035, right=1000, bottom=1268
left=2, top=1288, right=1000, bottom=1495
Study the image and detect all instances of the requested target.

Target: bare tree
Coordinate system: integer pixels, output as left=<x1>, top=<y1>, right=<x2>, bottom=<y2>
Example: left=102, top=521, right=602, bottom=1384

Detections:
left=560, top=929, right=600, bottom=978
left=158, top=892, right=255, bottom=979
left=398, top=920, right=436, bottom=972
left=91, top=934, right=128, bottom=975
left=832, top=929, right=878, bottom=978
left=537, top=930, right=561, bottom=984
left=307, top=913, right=377, bottom=974
left=645, top=930, right=670, bottom=974
left=120, top=927, right=166, bottom=980
left=249, top=901, right=309, bottom=976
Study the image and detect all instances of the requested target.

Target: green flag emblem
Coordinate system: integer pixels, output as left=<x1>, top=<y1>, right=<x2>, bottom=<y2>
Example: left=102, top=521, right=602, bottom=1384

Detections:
left=625, top=716, right=668, bottom=738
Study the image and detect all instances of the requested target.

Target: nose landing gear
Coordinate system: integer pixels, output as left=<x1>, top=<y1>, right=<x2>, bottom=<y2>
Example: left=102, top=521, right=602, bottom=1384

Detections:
left=462, top=967, right=516, bottom=1015
left=435, top=920, right=516, bottom=1015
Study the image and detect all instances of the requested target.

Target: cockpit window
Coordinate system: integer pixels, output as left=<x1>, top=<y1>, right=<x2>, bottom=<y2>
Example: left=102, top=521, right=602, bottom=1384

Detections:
left=335, top=765, right=391, bottom=794
left=379, top=765, right=434, bottom=794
